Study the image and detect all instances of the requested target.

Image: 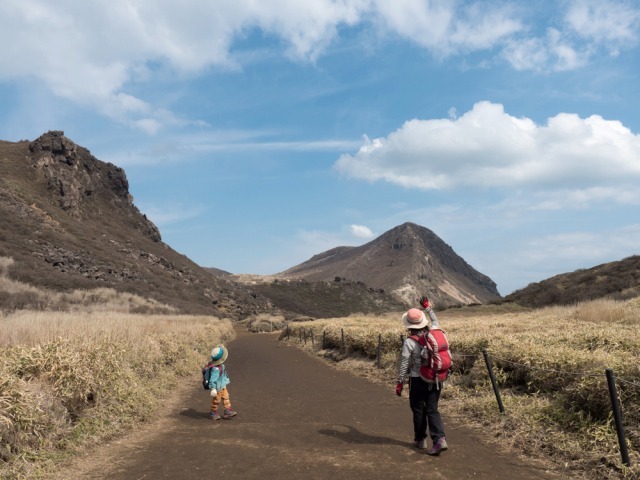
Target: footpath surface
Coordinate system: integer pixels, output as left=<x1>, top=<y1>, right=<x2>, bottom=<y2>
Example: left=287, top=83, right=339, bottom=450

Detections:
left=60, top=327, right=564, bottom=480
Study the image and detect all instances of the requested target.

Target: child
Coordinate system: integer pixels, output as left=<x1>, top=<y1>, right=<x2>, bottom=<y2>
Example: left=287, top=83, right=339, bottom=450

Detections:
left=202, top=345, right=237, bottom=420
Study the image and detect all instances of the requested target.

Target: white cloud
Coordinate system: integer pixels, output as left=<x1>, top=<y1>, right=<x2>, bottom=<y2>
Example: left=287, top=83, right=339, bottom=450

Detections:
left=503, top=28, right=589, bottom=72
left=0, top=0, right=371, bottom=127
left=2, top=0, right=637, bottom=131
left=374, top=0, right=522, bottom=55
left=334, top=101, right=640, bottom=202
left=350, top=224, right=375, bottom=238
left=503, top=0, right=640, bottom=71
left=566, top=0, right=640, bottom=51
left=0, top=0, right=529, bottom=132
left=106, top=130, right=362, bottom=167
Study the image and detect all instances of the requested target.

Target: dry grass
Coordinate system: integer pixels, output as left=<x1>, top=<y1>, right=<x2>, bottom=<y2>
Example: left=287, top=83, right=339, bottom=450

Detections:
left=0, top=257, right=178, bottom=315
left=280, top=298, right=640, bottom=479
left=0, top=310, right=234, bottom=479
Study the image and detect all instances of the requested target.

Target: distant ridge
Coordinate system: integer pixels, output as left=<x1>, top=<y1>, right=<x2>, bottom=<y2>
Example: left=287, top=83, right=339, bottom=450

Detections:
left=280, top=222, right=501, bottom=307
left=504, top=255, right=640, bottom=307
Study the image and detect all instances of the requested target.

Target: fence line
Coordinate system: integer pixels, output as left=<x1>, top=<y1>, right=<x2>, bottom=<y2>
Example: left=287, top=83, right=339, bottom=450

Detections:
left=287, top=327, right=635, bottom=384
left=459, top=351, right=640, bottom=389
left=282, top=324, right=636, bottom=468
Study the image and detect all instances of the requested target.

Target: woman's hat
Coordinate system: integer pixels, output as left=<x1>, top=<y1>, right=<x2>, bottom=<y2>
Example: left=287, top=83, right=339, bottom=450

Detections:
left=401, top=308, right=428, bottom=329
left=210, top=345, right=228, bottom=366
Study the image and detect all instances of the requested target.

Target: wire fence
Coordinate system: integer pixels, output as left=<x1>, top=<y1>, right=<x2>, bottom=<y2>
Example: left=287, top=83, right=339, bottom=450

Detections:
left=282, top=324, right=636, bottom=468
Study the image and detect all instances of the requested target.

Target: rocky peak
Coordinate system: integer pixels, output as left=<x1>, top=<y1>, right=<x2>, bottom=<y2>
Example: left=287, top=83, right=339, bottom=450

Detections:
left=29, top=130, right=79, bottom=164
left=27, top=131, right=161, bottom=242
left=29, top=131, right=128, bottom=210
left=280, top=221, right=501, bottom=307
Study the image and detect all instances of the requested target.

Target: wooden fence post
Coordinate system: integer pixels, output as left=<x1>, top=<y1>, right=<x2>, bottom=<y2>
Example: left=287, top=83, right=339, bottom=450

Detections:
left=482, top=348, right=505, bottom=414
left=606, top=369, right=631, bottom=466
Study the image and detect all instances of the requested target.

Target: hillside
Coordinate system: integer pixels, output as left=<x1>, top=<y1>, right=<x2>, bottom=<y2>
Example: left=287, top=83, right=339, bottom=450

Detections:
left=504, top=255, right=640, bottom=307
left=0, top=131, right=405, bottom=319
left=279, top=222, right=501, bottom=307
left=0, top=131, right=275, bottom=318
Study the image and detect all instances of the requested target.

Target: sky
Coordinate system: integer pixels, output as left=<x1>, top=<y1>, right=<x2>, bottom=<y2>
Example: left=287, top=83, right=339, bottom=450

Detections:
left=1, top=0, right=639, bottom=296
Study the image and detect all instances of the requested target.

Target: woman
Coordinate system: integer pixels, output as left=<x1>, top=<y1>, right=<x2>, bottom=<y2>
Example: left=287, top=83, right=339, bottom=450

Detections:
left=395, top=297, right=448, bottom=455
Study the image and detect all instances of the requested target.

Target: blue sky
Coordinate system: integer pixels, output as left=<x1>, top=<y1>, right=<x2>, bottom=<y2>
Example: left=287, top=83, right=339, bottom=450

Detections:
left=1, top=0, right=639, bottom=296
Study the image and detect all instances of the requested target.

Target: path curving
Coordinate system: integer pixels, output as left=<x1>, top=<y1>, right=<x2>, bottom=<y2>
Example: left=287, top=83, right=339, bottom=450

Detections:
left=64, top=327, right=564, bottom=479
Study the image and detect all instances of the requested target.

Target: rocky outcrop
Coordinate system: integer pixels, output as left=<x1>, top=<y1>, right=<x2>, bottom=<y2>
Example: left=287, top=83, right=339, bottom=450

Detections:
left=28, top=131, right=161, bottom=242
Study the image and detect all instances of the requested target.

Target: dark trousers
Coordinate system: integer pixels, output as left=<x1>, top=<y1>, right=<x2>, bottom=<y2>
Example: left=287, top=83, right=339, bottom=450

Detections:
left=409, top=377, right=445, bottom=442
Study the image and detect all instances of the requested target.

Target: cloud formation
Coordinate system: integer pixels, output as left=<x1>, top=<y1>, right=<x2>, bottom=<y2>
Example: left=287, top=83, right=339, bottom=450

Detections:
left=3, top=1, right=637, bottom=131
left=350, top=224, right=374, bottom=238
left=334, top=101, right=640, bottom=204
left=503, top=0, right=640, bottom=71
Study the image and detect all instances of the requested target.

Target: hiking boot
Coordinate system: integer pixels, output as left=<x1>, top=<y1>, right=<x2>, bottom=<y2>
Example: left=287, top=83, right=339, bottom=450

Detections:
left=439, top=437, right=448, bottom=451
left=209, top=410, right=221, bottom=420
left=414, top=439, right=426, bottom=449
left=223, top=408, right=237, bottom=419
left=428, top=437, right=447, bottom=456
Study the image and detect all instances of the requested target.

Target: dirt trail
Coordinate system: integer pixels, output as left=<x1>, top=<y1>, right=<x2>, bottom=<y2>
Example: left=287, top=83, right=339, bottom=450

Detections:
left=60, top=328, right=564, bottom=479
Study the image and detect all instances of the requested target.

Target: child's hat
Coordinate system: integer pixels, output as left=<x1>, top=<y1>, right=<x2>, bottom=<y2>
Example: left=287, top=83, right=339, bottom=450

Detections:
left=210, top=345, right=228, bottom=366
left=401, top=308, right=428, bottom=329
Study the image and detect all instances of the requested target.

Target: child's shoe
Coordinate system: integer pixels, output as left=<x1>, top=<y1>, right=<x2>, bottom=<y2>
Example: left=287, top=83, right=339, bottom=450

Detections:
left=209, top=410, right=221, bottom=420
left=414, top=439, right=426, bottom=449
left=223, top=408, right=237, bottom=419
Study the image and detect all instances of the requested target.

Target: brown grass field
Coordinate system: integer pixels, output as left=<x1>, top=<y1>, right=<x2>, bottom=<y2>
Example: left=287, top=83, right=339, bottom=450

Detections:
left=280, top=298, right=640, bottom=480
left=0, top=303, right=234, bottom=479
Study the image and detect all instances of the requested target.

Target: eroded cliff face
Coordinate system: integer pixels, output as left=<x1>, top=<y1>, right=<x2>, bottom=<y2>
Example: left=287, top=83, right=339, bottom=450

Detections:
left=28, top=130, right=161, bottom=242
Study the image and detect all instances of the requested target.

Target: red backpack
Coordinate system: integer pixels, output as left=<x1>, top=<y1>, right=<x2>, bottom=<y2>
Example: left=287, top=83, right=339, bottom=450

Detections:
left=410, top=329, right=452, bottom=385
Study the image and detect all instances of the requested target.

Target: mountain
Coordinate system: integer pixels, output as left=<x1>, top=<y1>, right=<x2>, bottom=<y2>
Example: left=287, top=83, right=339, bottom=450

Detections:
left=279, top=222, right=501, bottom=307
left=504, top=255, right=640, bottom=308
left=0, top=131, right=406, bottom=319
left=0, top=131, right=275, bottom=318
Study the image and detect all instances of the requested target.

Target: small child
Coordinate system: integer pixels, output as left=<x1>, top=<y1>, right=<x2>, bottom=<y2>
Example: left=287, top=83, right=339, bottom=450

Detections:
left=202, top=345, right=237, bottom=420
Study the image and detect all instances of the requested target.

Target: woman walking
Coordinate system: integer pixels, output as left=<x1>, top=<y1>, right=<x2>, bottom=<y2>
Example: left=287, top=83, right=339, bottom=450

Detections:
left=395, top=297, right=448, bottom=455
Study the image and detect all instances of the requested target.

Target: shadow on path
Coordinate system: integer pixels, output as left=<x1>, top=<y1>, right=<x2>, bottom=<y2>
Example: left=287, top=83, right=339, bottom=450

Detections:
left=178, top=408, right=210, bottom=420
left=319, top=425, right=409, bottom=448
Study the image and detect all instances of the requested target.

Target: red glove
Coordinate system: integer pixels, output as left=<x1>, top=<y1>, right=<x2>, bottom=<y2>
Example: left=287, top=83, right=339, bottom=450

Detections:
left=419, top=296, right=431, bottom=309
left=395, top=383, right=403, bottom=396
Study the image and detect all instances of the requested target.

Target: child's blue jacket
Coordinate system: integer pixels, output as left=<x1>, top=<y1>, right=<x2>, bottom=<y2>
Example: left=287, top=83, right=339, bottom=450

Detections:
left=208, top=364, right=230, bottom=391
